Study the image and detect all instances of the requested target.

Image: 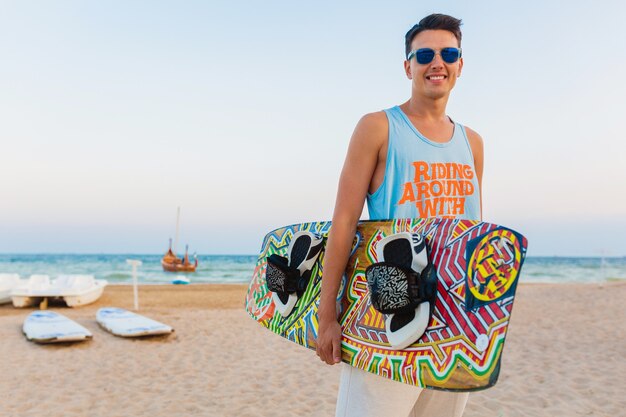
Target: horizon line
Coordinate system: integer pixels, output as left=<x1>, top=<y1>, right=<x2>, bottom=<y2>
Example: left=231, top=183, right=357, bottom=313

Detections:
left=0, top=252, right=624, bottom=259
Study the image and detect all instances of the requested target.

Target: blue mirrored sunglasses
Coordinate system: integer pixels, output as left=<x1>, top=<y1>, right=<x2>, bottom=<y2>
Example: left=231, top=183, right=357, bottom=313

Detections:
left=407, top=48, right=462, bottom=65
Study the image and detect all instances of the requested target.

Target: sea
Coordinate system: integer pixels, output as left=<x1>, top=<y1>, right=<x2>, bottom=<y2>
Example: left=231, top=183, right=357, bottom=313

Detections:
left=0, top=254, right=625, bottom=285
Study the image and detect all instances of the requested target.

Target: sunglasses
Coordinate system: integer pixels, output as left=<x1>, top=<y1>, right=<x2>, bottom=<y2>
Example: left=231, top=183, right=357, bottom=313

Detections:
left=407, top=47, right=462, bottom=65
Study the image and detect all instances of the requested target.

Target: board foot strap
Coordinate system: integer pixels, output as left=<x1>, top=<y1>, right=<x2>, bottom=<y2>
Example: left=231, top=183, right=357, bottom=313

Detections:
left=266, top=231, right=324, bottom=317
left=365, top=232, right=437, bottom=350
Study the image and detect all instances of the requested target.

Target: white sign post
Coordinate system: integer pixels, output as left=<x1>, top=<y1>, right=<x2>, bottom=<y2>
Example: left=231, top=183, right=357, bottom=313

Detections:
left=126, top=259, right=142, bottom=311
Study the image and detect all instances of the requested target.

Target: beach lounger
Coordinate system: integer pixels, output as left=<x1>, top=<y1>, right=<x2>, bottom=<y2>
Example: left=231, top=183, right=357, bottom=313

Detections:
left=0, top=273, right=23, bottom=304
left=11, top=274, right=107, bottom=308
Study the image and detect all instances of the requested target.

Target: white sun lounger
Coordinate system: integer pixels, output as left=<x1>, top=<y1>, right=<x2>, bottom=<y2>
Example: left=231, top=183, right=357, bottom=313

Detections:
left=0, top=273, right=24, bottom=304
left=11, top=274, right=107, bottom=308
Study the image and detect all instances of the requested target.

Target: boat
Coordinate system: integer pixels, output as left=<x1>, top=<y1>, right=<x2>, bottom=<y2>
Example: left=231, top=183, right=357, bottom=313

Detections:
left=171, top=275, right=191, bottom=285
left=0, top=273, right=24, bottom=304
left=161, top=241, right=197, bottom=273
left=11, top=274, right=108, bottom=308
left=161, top=207, right=198, bottom=273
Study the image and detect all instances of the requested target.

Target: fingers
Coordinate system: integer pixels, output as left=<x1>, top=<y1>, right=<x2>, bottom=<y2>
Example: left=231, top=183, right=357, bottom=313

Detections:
left=316, top=320, right=342, bottom=365
left=316, top=344, right=333, bottom=365
left=332, top=337, right=342, bottom=364
left=316, top=336, right=342, bottom=365
left=318, top=347, right=338, bottom=365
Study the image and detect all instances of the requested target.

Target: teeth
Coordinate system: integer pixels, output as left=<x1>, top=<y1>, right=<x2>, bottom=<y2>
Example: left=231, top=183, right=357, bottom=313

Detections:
left=429, top=75, right=445, bottom=80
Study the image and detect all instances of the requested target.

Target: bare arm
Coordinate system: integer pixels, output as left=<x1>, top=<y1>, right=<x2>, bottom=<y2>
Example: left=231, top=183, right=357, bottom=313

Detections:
left=316, top=112, right=387, bottom=365
left=465, top=126, right=484, bottom=220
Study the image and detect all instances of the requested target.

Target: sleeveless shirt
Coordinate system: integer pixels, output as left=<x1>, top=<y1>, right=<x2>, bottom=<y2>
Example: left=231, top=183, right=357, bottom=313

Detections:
left=367, top=106, right=481, bottom=220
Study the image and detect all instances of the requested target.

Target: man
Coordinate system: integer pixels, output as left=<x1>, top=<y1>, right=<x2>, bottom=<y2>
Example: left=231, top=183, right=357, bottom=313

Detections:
left=316, top=14, right=483, bottom=417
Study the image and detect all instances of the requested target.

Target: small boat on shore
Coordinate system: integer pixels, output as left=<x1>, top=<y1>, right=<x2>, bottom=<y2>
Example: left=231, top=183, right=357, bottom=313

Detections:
left=161, top=241, right=198, bottom=273
left=11, top=274, right=107, bottom=308
left=172, top=275, right=191, bottom=285
left=162, top=207, right=198, bottom=273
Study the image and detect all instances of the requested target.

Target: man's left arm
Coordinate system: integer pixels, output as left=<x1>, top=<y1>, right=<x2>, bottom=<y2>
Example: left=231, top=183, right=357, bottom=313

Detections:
left=465, top=127, right=484, bottom=220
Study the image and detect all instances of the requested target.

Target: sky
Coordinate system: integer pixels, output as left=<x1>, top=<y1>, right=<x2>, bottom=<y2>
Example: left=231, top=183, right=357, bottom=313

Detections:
left=1, top=0, right=625, bottom=256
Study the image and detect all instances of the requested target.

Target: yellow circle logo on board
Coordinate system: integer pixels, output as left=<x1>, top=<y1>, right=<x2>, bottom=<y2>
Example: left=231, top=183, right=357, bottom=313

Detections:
left=467, top=229, right=522, bottom=303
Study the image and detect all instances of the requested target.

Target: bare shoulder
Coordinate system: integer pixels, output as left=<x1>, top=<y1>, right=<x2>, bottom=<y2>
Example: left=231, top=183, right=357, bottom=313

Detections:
left=464, top=126, right=484, bottom=181
left=358, top=110, right=388, bottom=130
left=463, top=125, right=484, bottom=152
left=352, top=111, right=388, bottom=148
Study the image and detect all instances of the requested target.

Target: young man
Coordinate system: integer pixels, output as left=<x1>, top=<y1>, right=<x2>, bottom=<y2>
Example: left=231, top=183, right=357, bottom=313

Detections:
left=316, top=14, right=483, bottom=417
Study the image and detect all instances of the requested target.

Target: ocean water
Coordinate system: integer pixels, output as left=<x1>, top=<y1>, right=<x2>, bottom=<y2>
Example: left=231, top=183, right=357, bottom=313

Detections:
left=0, top=254, right=257, bottom=285
left=0, top=254, right=624, bottom=285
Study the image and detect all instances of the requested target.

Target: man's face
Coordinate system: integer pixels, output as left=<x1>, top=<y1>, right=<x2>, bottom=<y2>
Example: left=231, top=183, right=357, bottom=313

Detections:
left=404, top=29, right=463, bottom=100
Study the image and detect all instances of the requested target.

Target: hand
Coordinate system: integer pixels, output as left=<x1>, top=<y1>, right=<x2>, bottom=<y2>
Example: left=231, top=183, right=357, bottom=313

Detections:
left=316, top=317, right=342, bottom=365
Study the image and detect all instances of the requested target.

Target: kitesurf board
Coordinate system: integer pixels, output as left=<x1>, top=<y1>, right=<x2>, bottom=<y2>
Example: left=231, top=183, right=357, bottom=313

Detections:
left=23, top=311, right=92, bottom=344
left=96, top=307, right=173, bottom=337
left=245, top=219, right=528, bottom=391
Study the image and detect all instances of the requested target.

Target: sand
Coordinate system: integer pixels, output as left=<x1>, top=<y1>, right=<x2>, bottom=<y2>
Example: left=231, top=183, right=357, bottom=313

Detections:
left=0, top=282, right=624, bottom=417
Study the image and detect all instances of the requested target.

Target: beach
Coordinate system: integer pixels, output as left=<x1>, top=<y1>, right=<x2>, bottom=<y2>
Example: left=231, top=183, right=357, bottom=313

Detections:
left=1, top=282, right=624, bottom=417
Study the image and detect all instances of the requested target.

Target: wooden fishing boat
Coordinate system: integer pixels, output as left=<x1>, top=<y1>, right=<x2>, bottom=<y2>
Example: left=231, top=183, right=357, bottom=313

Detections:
left=162, top=207, right=198, bottom=273
left=161, top=241, right=197, bottom=273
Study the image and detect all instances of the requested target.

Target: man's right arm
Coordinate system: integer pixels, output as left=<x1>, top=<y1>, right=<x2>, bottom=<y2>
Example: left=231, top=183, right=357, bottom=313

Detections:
left=316, top=111, right=387, bottom=365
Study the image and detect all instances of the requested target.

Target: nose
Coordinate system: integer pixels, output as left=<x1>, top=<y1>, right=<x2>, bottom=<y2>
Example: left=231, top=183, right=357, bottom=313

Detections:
left=430, top=52, right=445, bottom=68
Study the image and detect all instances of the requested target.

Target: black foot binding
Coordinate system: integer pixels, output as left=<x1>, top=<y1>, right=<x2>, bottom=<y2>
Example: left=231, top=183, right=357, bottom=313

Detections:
left=266, top=231, right=324, bottom=317
left=365, top=232, right=437, bottom=350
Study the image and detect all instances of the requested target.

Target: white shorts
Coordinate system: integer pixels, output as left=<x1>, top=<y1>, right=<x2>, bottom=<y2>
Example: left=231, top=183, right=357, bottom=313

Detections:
left=335, top=364, right=469, bottom=417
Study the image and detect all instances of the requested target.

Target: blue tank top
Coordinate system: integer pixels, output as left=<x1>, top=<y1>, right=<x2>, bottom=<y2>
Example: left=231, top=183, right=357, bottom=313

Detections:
left=367, top=106, right=481, bottom=220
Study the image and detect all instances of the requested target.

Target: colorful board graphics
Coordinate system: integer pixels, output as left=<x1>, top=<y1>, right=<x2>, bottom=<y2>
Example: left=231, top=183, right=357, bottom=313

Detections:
left=245, top=219, right=527, bottom=391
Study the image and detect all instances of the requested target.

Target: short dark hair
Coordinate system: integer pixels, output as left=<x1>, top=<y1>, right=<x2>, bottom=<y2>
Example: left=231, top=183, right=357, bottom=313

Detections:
left=405, top=14, right=463, bottom=58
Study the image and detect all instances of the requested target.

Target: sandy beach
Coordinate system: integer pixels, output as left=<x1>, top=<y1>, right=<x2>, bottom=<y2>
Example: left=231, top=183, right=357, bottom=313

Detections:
left=1, top=282, right=624, bottom=417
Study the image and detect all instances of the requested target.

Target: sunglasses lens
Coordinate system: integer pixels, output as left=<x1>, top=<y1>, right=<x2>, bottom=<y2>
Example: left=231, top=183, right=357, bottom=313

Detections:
left=415, top=49, right=435, bottom=64
left=441, top=48, right=460, bottom=63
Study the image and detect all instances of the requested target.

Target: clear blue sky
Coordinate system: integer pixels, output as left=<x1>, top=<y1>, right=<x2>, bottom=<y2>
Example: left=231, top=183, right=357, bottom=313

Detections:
left=1, top=0, right=625, bottom=256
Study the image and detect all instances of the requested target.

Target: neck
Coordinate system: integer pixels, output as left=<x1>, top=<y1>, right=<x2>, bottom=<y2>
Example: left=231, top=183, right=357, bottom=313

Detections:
left=403, top=92, right=450, bottom=122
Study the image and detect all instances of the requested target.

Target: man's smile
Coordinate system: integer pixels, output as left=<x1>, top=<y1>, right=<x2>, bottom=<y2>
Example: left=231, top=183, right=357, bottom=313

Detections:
left=426, top=74, right=447, bottom=81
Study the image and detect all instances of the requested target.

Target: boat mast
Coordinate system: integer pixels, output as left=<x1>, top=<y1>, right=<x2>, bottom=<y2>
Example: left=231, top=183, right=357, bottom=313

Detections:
left=173, top=206, right=180, bottom=256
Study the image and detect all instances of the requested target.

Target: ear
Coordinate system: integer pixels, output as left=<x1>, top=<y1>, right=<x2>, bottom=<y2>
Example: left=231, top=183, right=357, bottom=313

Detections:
left=404, top=59, right=412, bottom=80
left=457, top=57, right=464, bottom=78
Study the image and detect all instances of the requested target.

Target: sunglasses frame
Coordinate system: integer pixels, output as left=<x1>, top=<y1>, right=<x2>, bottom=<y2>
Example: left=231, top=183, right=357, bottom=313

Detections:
left=407, top=47, right=462, bottom=65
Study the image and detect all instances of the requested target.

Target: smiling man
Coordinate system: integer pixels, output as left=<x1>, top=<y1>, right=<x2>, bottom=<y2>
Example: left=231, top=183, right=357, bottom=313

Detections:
left=316, top=14, right=483, bottom=417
